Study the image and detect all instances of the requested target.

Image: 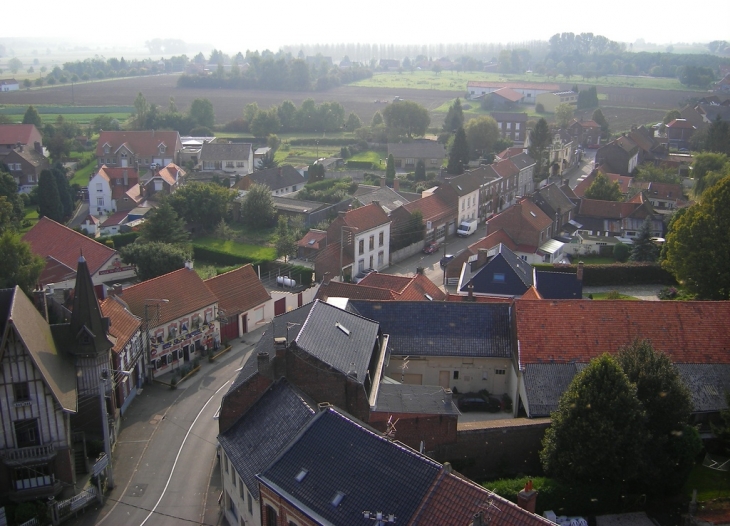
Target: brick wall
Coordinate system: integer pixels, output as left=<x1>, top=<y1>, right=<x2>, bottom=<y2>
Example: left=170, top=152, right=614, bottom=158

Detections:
left=260, top=483, right=318, bottom=526
left=368, top=412, right=458, bottom=451
left=218, top=374, right=273, bottom=433
left=433, top=419, right=550, bottom=481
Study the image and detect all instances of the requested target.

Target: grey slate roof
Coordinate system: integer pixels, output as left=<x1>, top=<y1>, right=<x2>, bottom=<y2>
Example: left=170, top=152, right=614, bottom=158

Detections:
left=524, top=362, right=730, bottom=418
left=460, top=244, right=534, bottom=296
left=447, top=171, right=482, bottom=196
left=248, top=165, right=305, bottom=191
left=294, top=300, right=380, bottom=384
left=228, top=303, right=314, bottom=394
left=258, top=407, right=442, bottom=526
left=534, top=270, right=582, bottom=300
left=532, top=183, right=575, bottom=217
left=218, top=378, right=316, bottom=500
left=388, top=140, right=446, bottom=159
left=200, top=142, right=252, bottom=161
left=676, top=364, right=730, bottom=413
left=348, top=301, right=512, bottom=359
left=272, top=196, right=326, bottom=214
left=374, top=384, right=459, bottom=415
left=508, top=152, right=536, bottom=170
left=353, top=185, right=411, bottom=214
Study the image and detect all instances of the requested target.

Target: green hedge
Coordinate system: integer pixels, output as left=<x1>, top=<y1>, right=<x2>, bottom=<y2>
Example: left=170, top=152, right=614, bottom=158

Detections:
left=107, top=231, right=139, bottom=249
left=487, top=476, right=645, bottom=516
left=533, top=262, right=676, bottom=287
left=346, top=160, right=375, bottom=169
left=192, top=245, right=262, bottom=266
left=289, top=138, right=356, bottom=146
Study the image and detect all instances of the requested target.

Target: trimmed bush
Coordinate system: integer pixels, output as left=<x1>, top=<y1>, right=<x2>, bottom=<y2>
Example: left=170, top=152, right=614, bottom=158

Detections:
left=532, top=262, right=676, bottom=287
left=107, top=231, right=139, bottom=249
left=346, top=160, right=375, bottom=169
left=192, top=245, right=263, bottom=266
left=289, top=138, right=355, bottom=146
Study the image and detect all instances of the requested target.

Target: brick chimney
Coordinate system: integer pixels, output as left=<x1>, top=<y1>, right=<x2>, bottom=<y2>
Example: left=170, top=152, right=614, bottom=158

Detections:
left=475, top=248, right=490, bottom=269
left=380, top=176, right=386, bottom=187
left=517, top=480, right=537, bottom=513
left=577, top=261, right=584, bottom=282
left=467, top=281, right=475, bottom=301
left=443, top=388, right=453, bottom=409
left=416, top=266, right=424, bottom=275
left=34, top=141, right=42, bottom=154
left=108, top=283, right=123, bottom=297
left=393, top=178, right=400, bottom=191
left=257, top=352, right=273, bottom=379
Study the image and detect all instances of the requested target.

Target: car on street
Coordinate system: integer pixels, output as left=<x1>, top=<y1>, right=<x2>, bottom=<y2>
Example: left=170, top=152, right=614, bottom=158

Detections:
left=423, top=241, right=440, bottom=254
left=439, top=254, right=455, bottom=269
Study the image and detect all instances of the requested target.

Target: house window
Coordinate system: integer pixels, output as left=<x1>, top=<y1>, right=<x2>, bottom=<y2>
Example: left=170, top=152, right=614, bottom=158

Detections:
left=232, top=469, right=236, bottom=485
left=247, top=491, right=253, bottom=514
left=266, top=506, right=278, bottom=526
left=254, top=307, right=264, bottom=323
left=236, top=161, right=245, bottom=167
left=14, top=419, right=40, bottom=448
left=358, top=259, right=365, bottom=273
left=96, top=183, right=103, bottom=192
left=226, top=161, right=234, bottom=168
left=369, top=235, right=374, bottom=251
left=97, top=197, right=104, bottom=207
left=369, top=255, right=373, bottom=269
left=495, top=369, right=506, bottom=375
left=159, top=145, right=166, bottom=154
left=104, top=145, right=110, bottom=154
left=239, top=478, right=244, bottom=498
left=516, top=123, right=520, bottom=130
left=453, top=371, right=459, bottom=380
left=14, top=382, right=31, bottom=402
left=358, top=239, right=364, bottom=255
left=493, top=273, right=505, bottom=283
left=378, top=251, right=384, bottom=267
left=379, top=232, right=384, bottom=246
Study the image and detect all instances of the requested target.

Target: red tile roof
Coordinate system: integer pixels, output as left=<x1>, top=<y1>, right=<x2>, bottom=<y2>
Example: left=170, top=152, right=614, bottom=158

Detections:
left=154, top=163, right=185, bottom=185
left=204, top=264, right=270, bottom=315
left=316, top=281, right=396, bottom=301
left=571, top=119, right=601, bottom=129
left=403, top=193, right=454, bottom=222
left=667, top=119, right=696, bottom=129
left=414, top=471, right=554, bottom=526
left=96, top=130, right=181, bottom=158
left=23, top=217, right=117, bottom=276
left=38, top=256, right=76, bottom=287
left=515, top=300, right=730, bottom=367
left=0, top=124, right=40, bottom=146
left=342, top=202, right=390, bottom=232
left=578, top=198, right=643, bottom=219
left=297, top=230, right=327, bottom=249
left=521, top=286, right=543, bottom=300
left=491, top=159, right=519, bottom=179
left=315, top=242, right=352, bottom=281
left=496, top=147, right=525, bottom=160
left=101, top=210, right=129, bottom=227
left=492, top=87, right=524, bottom=103
left=446, top=294, right=513, bottom=303
left=119, top=267, right=219, bottom=326
left=359, top=272, right=446, bottom=301
left=101, top=296, right=141, bottom=354
left=572, top=171, right=596, bottom=197
left=604, top=172, right=633, bottom=194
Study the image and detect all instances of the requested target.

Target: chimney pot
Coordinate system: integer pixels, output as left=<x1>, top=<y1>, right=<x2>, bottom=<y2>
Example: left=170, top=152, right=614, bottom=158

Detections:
left=257, top=352, right=273, bottom=378
left=443, top=462, right=452, bottom=474
left=380, top=176, right=386, bottom=187
left=443, top=388, right=453, bottom=408
left=577, top=261, right=584, bottom=282
left=517, top=483, right=538, bottom=514
left=393, top=178, right=400, bottom=191
left=416, top=267, right=424, bottom=275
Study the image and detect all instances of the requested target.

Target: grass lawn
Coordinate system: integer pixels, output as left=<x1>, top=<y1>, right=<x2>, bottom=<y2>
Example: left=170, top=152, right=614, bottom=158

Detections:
left=576, top=255, right=616, bottom=265
left=20, top=205, right=39, bottom=233
left=585, top=292, right=640, bottom=300
left=276, top=146, right=342, bottom=165
left=69, top=161, right=96, bottom=186
left=193, top=236, right=276, bottom=261
left=348, top=150, right=386, bottom=164
left=351, top=71, right=691, bottom=92
left=684, top=463, right=730, bottom=502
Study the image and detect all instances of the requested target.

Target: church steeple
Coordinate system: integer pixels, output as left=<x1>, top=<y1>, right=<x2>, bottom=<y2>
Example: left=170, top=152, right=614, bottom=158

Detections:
left=69, top=254, right=113, bottom=355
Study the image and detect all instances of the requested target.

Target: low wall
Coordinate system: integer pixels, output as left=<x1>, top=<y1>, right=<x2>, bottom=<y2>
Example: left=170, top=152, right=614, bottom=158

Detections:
left=432, top=418, right=550, bottom=481
left=390, top=240, right=424, bottom=265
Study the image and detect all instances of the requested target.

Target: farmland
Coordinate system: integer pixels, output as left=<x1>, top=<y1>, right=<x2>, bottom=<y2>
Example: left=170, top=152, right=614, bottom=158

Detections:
left=0, top=71, right=708, bottom=136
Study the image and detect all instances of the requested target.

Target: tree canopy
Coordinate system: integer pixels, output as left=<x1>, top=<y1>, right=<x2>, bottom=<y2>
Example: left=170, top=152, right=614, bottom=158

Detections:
left=584, top=172, right=622, bottom=201
left=465, top=116, right=499, bottom=159
left=528, top=118, right=551, bottom=179
left=188, top=98, right=215, bottom=129
left=382, top=100, right=430, bottom=138
left=239, top=183, right=276, bottom=229
left=385, top=154, right=396, bottom=184
left=275, top=216, right=297, bottom=262
left=167, top=182, right=235, bottom=230
left=447, top=127, right=470, bottom=175
left=691, top=152, right=729, bottom=196
left=138, top=201, right=189, bottom=244
left=22, top=106, right=42, bottom=128
left=592, top=109, right=610, bottom=138
left=540, top=354, right=646, bottom=487
left=629, top=216, right=659, bottom=262
left=443, top=98, right=464, bottom=132
left=37, top=169, right=63, bottom=222
left=0, top=231, right=45, bottom=295
left=554, top=103, right=574, bottom=129
left=662, top=175, right=730, bottom=299
left=0, top=170, right=25, bottom=228
left=120, top=242, right=191, bottom=282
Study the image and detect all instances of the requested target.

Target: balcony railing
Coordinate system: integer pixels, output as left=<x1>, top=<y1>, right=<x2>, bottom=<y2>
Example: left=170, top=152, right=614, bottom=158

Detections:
left=1, top=443, right=56, bottom=467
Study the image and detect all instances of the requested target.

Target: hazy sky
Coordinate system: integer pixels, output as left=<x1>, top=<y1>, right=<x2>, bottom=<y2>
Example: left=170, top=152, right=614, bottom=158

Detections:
left=7, top=0, right=727, bottom=54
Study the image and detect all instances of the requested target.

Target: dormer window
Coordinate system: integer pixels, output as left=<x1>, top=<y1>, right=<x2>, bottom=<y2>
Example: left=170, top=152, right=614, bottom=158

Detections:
left=103, top=144, right=110, bottom=154
left=159, top=144, right=166, bottom=154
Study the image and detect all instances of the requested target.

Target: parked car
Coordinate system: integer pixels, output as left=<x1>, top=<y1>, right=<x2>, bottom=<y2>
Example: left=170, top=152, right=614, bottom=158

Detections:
left=354, top=268, right=377, bottom=283
left=439, top=254, right=455, bottom=269
left=458, top=395, right=502, bottom=413
left=423, top=241, right=440, bottom=254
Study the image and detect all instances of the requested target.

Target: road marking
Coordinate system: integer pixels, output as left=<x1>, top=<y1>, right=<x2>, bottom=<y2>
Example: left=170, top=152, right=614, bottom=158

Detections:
left=139, top=380, right=230, bottom=526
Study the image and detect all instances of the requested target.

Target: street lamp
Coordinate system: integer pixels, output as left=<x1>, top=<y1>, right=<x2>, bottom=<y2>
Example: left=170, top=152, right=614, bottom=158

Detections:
left=144, top=299, right=169, bottom=384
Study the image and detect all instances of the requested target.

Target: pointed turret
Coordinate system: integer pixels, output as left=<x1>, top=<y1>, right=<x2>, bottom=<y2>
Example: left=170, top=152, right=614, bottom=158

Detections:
left=69, top=254, right=113, bottom=355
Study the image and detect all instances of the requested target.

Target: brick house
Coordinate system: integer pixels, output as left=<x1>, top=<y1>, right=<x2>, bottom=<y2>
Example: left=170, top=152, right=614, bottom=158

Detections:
left=316, top=271, right=446, bottom=302
left=141, top=163, right=184, bottom=200
left=199, top=141, right=254, bottom=174
left=575, top=193, right=662, bottom=239
left=389, top=190, right=456, bottom=246
left=568, top=119, right=602, bottom=146
left=486, top=198, right=554, bottom=251
left=596, top=135, right=639, bottom=175
left=87, top=165, right=140, bottom=216
left=3, top=143, right=49, bottom=193
left=96, top=130, right=182, bottom=169
left=491, top=112, right=528, bottom=144
left=234, top=165, right=305, bottom=196
left=665, top=118, right=696, bottom=149
left=530, top=182, right=577, bottom=237
left=0, top=124, right=43, bottom=158
left=387, top=140, right=446, bottom=171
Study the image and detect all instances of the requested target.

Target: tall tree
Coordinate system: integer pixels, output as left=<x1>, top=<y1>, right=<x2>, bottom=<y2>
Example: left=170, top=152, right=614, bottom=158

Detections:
left=584, top=172, right=622, bottom=201
left=275, top=216, right=296, bottom=262
left=137, top=201, right=189, bottom=244
left=415, top=160, right=426, bottom=181
left=120, top=241, right=191, bottom=281
left=250, top=108, right=281, bottom=137
left=617, top=340, right=701, bottom=494
left=22, top=105, right=42, bottom=128
left=240, top=183, right=276, bottom=229
left=592, top=108, right=610, bottom=139
left=704, top=116, right=730, bottom=155
left=134, top=92, right=149, bottom=129
left=540, top=354, right=646, bottom=487
left=167, top=182, right=235, bottom=230
left=0, top=231, right=45, bottom=295
left=465, top=116, right=499, bottom=158
left=691, top=152, right=729, bottom=196
left=52, top=163, right=73, bottom=219
left=0, top=170, right=25, bottom=226
left=528, top=118, right=551, bottom=179
left=381, top=100, right=430, bottom=138
left=308, top=163, right=326, bottom=183
left=447, top=127, right=470, bottom=175
left=443, top=98, right=464, bottom=132
left=662, top=175, right=730, bottom=299
left=37, top=169, right=63, bottom=222
left=629, top=216, right=659, bottom=262
left=554, top=103, right=574, bottom=129
left=385, top=154, right=396, bottom=184
left=189, top=98, right=215, bottom=129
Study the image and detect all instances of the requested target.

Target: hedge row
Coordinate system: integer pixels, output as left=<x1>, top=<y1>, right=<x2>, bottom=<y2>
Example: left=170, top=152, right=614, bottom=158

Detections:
left=533, top=263, right=676, bottom=287
left=289, top=138, right=356, bottom=146
left=107, top=231, right=139, bottom=249
left=192, top=245, right=262, bottom=267
left=345, top=160, right=375, bottom=169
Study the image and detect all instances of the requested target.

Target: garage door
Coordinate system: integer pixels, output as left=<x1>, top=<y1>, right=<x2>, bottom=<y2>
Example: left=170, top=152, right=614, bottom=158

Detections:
left=274, top=298, right=286, bottom=316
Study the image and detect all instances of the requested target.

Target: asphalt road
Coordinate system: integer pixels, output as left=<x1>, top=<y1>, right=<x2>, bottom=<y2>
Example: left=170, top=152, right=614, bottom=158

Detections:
left=65, top=335, right=262, bottom=526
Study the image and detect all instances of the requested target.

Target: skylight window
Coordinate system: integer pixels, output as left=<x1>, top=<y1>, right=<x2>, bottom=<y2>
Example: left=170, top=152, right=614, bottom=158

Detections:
left=331, top=491, right=346, bottom=507
left=424, top=294, right=433, bottom=301
left=336, top=322, right=350, bottom=337
left=295, top=469, right=308, bottom=482
left=530, top=211, right=537, bottom=217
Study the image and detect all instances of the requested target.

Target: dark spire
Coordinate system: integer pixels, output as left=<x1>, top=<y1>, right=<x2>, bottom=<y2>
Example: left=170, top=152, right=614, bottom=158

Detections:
left=69, top=255, right=113, bottom=355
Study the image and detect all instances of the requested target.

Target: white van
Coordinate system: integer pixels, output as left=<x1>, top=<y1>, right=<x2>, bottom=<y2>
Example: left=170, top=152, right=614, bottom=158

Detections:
left=456, top=219, right=478, bottom=237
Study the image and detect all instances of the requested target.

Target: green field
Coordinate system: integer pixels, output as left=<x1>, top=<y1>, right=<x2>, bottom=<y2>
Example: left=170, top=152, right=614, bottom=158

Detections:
left=351, top=71, right=690, bottom=92
left=193, top=237, right=276, bottom=261
left=585, top=292, right=640, bottom=300
left=0, top=105, right=133, bottom=125
left=684, top=462, right=730, bottom=502
left=348, top=150, right=386, bottom=164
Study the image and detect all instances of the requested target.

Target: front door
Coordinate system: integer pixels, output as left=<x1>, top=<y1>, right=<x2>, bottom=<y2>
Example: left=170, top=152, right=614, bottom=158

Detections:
left=439, top=370, right=450, bottom=389
left=274, top=298, right=286, bottom=316
left=183, top=345, right=190, bottom=363
left=242, top=313, right=248, bottom=334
